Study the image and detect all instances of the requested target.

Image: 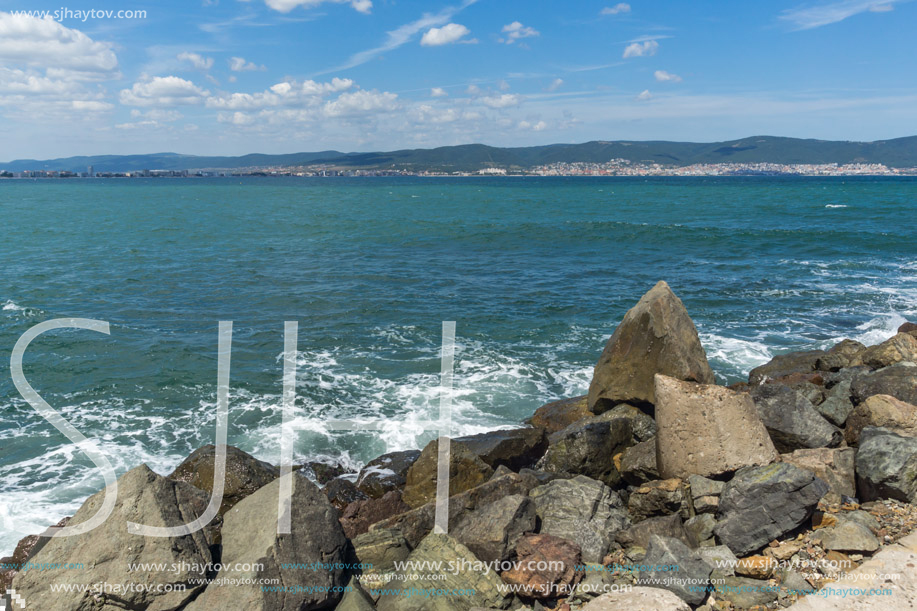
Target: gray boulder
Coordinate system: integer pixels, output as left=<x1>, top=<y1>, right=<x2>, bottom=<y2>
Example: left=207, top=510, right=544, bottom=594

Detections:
left=816, top=520, right=880, bottom=553
left=815, top=379, right=856, bottom=426
left=750, top=384, right=842, bottom=451
left=455, top=428, right=548, bottom=470
left=356, top=449, right=420, bottom=498
left=601, top=403, right=658, bottom=442
left=619, top=438, right=659, bottom=486
left=855, top=426, right=917, bottom=502
left=351, top=528, right=411, bottom=573
left=540, top=413, right=633, bottom=486
left=687, top=474, right=724, bottom=515
left=850, top=363, right=917, bottom=405
left=749, top=349, right=825, bottom=385
left=452, top=495, right=536, bottom=563
left=636, top=535, right=713, bottom=605
left=717, top=576, right=778, bottom=608
left=615, top=514, right=693, bottom=550
left=684, top=513, right=717, bottom=547
left=696, top=545, right=738, bottom=578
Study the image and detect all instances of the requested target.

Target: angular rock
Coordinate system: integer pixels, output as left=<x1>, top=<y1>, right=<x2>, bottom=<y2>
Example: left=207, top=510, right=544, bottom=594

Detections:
left=860, top=332, right=917, bottom=369
left=340, top=490, right=410, bottom=538
left=749, top=349, right=825, bottom=386
left=588, top=281, right=715, bottom=411
left=714, top=463, right=829, bottom=556
left=780, top=447, right=856, bottom=498
left=815, top=339, right=866, bottom=372
left=527, top=395, right=591, bottom=434
left=749, top=384, right=842, bottom=452
left=402, top=439, right=494, bottom=509
left=302, top=460, right=348, bottom=485
left=602, top=403, right=658, bottom=442
left=687, top=474, right=724, bottom=515
left=855, top=426, right=917, bottom=503
left=636, top=535, right=713, bottom=605
left=655, top=375, right=778, bottom=479
left=627, top=478, right=689, bottom=521
left=815, top=379, right=856, bottom=427
left=186, top=472, right=348, bottom=611
left=540, top=413, right=633, bottom=486
left=355, top=449, right=421, bottom=499
left=0, top=517, right=69, bottom=596
left=500, top=534, right=582, bottom=600
left=452, top=495, right=536, bottom=563
left=336, top=578, right=377, bottom=611
left=13, top=465, right=213, bottom=611
left=716, top=576, right=778, bottom=608
left=735, top=555, right=777, bottom=578
left=168, top=444, right=278, bottom=516
left=325, top=476, right=368, bottom=510
left=352, top=528, right=411, bottom=573
left=816, top=520, right=880, bottom=553
left=850, top=363, right=917, bottom=406
left=615, top=514, right=693, bottom=550
left=845, top=394, right=917, bottom=445
left=696, top=545, right=738, bottom=577
left=581, top=588, right=691, bottom=611
left=529, top=475, right=630, bottom=563
left=618, top=438, right=659, bottom=486
left=455, top=427, right=548, bottom=471
left=685, top=513, right=717, bottom=547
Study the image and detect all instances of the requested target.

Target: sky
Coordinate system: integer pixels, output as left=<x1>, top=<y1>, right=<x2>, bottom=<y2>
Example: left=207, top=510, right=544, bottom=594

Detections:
left=0, top=0, right=915, bottom=159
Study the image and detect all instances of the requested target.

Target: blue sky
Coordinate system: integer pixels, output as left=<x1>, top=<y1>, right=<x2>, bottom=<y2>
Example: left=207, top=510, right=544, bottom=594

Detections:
left=0, top=0, right=915, bottom=158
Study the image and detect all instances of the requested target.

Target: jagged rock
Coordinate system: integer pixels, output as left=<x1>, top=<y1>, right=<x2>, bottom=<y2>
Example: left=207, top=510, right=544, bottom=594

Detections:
left=602, top=403, right=657, bottom=442
left=325, top=476, right=368, bottom=510
left=352, top=528, right=411, bottom=573
left=636, top=535, right=713, bottom=605
left=815, top=520, right=880, bottom=552
left=581, top=588, right=691, bottom=611
left=302, top=460, right=348, bottom=485
left=377, top=534, right=510, bottom=611
left=402, top=439, right=494, bottom=509
left=855, top=426, right=917, bottom=503
left=500, top=534, right=582, bottom=600
left=749, top=384, right=843, bottom=451
left=529, top=475, right=630, bottom=563
left=455, top=427, right=548, bottom=470
left=780, top=447, right=856, bottom=498
left=627, top=478, right=690, bottom=521
left=452, top=495, right=536, bottom=562
left=717, top=576, right=778, bottom=608
left=336, top=577, right=377, bottom=611
left=696, top=545, right=738, bottom=577
left=356, top=449, right=420, bottom=499
left=861, top=332, right=917, bottom=369
left=13, top=465, right=213, bottom=611
left=168, top=444, right=278, bottom=516
left=618, top=438, right=659, bottom=486
left=687, top=474, right=724, bottom=515
left=750, top=349, right=825, bottom=386
left=490, top=464, right=513, bottom=479
left=714, top=463, right=828, bottom=556
left=815, top=379, right=856, bottom=426
left=685, top=513, right=717, bottom=547
left=527, top=395, right=591, bottom=434
left=540, top=413, right=633, bottom=486
left=186, top=472, right=348, bottom=611
left=340, top=490, right=410, bottom=538
left=615, top=514, right=693, bottom=550
left=587, top=281, right=715, bottom=411
left=844, top=394, right=917, bottom=445
left=850, top=363, right=917, bottom=406
left=655, top=375, right=778, bottom=479
left=815, top=339, right=866, bottom=372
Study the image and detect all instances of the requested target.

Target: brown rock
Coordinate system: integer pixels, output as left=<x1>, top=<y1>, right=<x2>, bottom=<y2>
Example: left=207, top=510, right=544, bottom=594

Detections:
left=339, top=490, right=410, bottom=539
left=749, top=349, right=825, bottom=386
left=735, top=555, right=777, bottom=579
left=0, top=517, right=69, bottom=595
left=654, top=374, right=778, bottom=479
left=628, top=478, right=689, bottom=521
left=765, top=539, right=803, bottom=561
left=402, top=439, right=494, bottom=509
left=500, top=534, right=582, bottom=599
left=528, top=395, right=591, bottom=434
left=587, top=281, right=715, bottom=412
left=780, top=447, right=856, bottom=498
left=861, top=333, right=917, bottom=369
left=844, top=394, right=917, bottom=445
left=812, top=511, right=839, bottom=530
left=816, top=340, right=867, bottom=372
left=899, top=322, right=917, bottom=335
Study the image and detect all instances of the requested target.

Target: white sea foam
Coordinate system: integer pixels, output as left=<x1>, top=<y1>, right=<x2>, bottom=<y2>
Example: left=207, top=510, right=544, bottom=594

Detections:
left=700, top=333, right=773, bottom=381
left=825, top=204, right=848, bottom=208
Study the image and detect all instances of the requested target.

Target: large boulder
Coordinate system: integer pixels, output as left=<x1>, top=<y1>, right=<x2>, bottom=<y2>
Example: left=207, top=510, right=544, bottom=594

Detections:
left=749, top=384, right=843, bottom=451
left=815, top=520, right=880, bottom=553
left=636, top=535, right=713, bottom=605
left=860, top=333, right=917, bottom=369
left=845, top=394, right=917, bottom=445
left=855, top=426, right=917, bottom=503
left=529, top=475, right=630, bottom=563
left=402, top=439, right=494, bottom=508
left=714, top=463, right=828, bottom=556
left=12, top=465, right=214, bottom=611
left=355, top=449, right=420, bottom=499
left=455, top=427, right=548, bottom=470
left=500, top=534, right=582, bottom=600
left=587, top=281, right=715, bottom=411
left=749, top=349, right=825, bottom=386
left=0, top=517, right=69, bottom=596
left=527, top=395, right=591, bottom=434
left=780, top=447, right=856, bottom=498
left=581, top=588, right=691, bottom=611
left=850, top=363, right=917, bottom=405
left=654, top=375, right=778, bottom=479
left=186, top=472, right=348, bottom=611
left=815, top=339, right=866, bottom=372
left=351, top=528, right=411, bottom=573
left=168, top=444, right=278, bottom=516
left=540, top=413, right=633, bottom=486
left=452, top=494, right=536, bottom=562
left=602, top=403, right=658, bottom=442
left=339, top=490, right=410, bottom=538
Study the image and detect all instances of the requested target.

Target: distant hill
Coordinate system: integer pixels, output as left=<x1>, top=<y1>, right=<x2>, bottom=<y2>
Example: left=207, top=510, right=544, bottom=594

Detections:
left=3, top=136, right=917, bottom=173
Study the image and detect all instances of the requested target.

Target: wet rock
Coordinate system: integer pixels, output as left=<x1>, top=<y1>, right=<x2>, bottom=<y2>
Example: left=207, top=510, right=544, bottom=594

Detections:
left=655, top=374, right=778, bottom=479
left=302, top=460, right=349, bottom=485
left=618, top=438, right=659, bottom=486
left=815, top=339, right=866, bottom=372
left=325, top=476, right=368, bottom=511
left=581, top=587, right=691, bottom=611
left=540, top=413, right=633, bottom=486
left=844, top=393, right=917, bottom=445
left=860, top=332, right=917, bottom=369
left=815, top=520, right=880, bottom=553
left=717, top=575, right=778, bottom=608
left=402, top=439, right=494, bottom=509
left=714, top=463, right=829, bottom=556
left=456, top=427, right=548, bottom=471
left=687, top=474, right=724, bottom=515
left=587, top=281, right=715, bottom=411
left=780, top=447, right=856, bottom=498
left=815, top=379, right=856, bottom=427
left=850, top=363, right=917, bottom=406
left=749, top=384, right=843, bottom=451
left=355, top=449, right=420, bottom=498
left=636, top=535, right=713, bottom=605
left=685, top=513, right=717, bottom=547
left=627, top=478, right=689, bottom=521
left=452, top=495, right=536, bottom=563
left=749, top=349, right=825, bottom=386
left=500, top=534, right=582, bottom=600
left=352, top=528, right=411, bottom=573
left=855, top=426, right=917, bottom=503
left=615, top=514, right=694, bottom=550
left=527, top=395, right=591, bottom=434
left=340, top=490, right=411, bottom=538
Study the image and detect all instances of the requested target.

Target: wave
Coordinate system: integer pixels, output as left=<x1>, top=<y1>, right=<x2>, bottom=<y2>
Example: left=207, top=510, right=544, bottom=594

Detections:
left=825, top=204, right=848, bottom=208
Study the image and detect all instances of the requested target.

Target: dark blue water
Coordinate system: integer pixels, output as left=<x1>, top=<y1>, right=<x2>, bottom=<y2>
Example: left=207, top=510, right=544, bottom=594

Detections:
left=1, top=176, right=915, bottom=554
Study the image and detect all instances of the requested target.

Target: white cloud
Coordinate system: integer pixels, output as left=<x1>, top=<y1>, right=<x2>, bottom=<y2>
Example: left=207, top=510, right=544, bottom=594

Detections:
left=635, top=89, right=653, bottom=101
left=466, top=84, right=481, bottom=95
left=323, top=90, right=399, bottom=116
left=119, top=76, right=210, bottom=106
left=500, top=21, right=539, bottom=44
left=263, top=0, right=372, bottom=14
left=420, top=23, right=472, bottom=46
left=601, top=3, right=631, bottom=15
left=654, top=70, right=682, bottom=82
left=431, top=87, right=447, bottom=97
left=0, top=12, right=118, bottom=75
left=480, top=93, right=521, bottom=108
left=230, top=56, right=266, bottom=72
left=206, top=78, right=353, bottom=110
left=623, top=40, right=659, bottom=58
left=780, top=0, right=901, bottom=29
left=178, top=52, right=214, bottom=70
left=546, top=78, right=564, bottom=92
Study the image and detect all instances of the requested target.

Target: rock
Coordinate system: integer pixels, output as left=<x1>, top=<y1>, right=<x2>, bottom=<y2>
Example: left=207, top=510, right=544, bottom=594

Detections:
left=815, top=340, right=867, bottom=372
left=529, top=475, right=630, bottom=563
left=518, top=468, right=562, bottom=485
left=540, top=413, right=633, bottom=486
left=452, top=495, right=536, bottom=563
left=749, top=384, right=842, bottom=451
left=766, top=540, right=803, bottom=561
left=340, top=490, right=410, bottom=538
left=687, top=474, right=724, bottom=515
left=302, top=460, right=349, bottom=485
left=850, top=363, right=917, bottom=406
left=655, top=375, right=778, bottom=479
left=186, top=472, right=348, bottom=611
left=842, top=509, right=880, bottom=532
left=356, top=449, right=421, bottom=499
left=587, top=281, right=715, bottom=411
left=714, top=463, right=829, bottom=556
left=778, top=568, right=814, bottom=596
left=580, top=588, right=691, bottom=611
left=855, top=426, right=917, bottom=503
left=861, top=333, right=917, bottom=369
left=490, top=464, right=513, bottom=479
left=735, top=555, right=777, bottom=578
left=627, top=478, right=689, bottom=521
left=402, top=439, right=494, bottom=509
left=815, top=379, right=856, bottom=426
left=716, top=576, right=778, bottom=608
left=455, top=427, right=548, bottom=470
left=844, top=394, right=917, bottom=445
left=376, top=534, right=510, bottom=611
left=899, top=321, right=917, bottom=334
left=527, top=395, right=591, bottom=434
left=685, top=513, right=717, bottom=547
left=13, top=465, right=213, bottom=611
left=325, top=476, right=369, bottom=510
left=336, top=578, right=377, bottom=611
left=780, top=447, right=856, bottom=498
left=816, top=520, right=880, bottom=552
left=500, top=534, right=582, bottom=600
left=636, top=535, right=713, bottom=605
left=168, top=444, right=279, bottom=516
left=0, top=517, right=69, bottom=596
left=567, top=565, right=608, bottom=605
left=615, top=514, right=693, bottom=550
left=352, top=528, right=411, bottom=573
left=696, top=545, right=738, bottom=577
left=750, top=349, right=825, bottom=385
left=601, top=403, right=658, bottom=442
left=618, top=438, right=659, bottom=486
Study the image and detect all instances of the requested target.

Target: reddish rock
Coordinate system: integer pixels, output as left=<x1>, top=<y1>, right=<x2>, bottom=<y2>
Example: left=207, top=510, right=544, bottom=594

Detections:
left=500, top=534, right=582, bottom=599
left=339, top=491, right=410, bottom=539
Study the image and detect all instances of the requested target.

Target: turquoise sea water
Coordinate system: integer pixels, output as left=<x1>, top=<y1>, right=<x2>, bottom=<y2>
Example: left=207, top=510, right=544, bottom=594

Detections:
left=1, top=176, right=916, bottom=554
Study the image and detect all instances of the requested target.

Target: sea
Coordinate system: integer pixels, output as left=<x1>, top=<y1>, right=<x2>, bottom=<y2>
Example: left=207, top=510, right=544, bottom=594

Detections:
left=1, top=176, right=915, bottom=555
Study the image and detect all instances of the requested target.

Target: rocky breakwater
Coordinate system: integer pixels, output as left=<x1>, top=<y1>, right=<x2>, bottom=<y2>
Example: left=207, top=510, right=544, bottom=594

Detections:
left=4, top=280, right=917, bottom=611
